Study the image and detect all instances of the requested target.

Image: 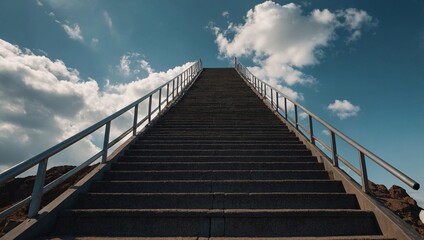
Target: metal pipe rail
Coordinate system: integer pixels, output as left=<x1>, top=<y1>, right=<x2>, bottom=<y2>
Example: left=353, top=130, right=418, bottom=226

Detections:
left=0, top=60, right=203, bottom=219
left=234, top=57, right=420, bottom=193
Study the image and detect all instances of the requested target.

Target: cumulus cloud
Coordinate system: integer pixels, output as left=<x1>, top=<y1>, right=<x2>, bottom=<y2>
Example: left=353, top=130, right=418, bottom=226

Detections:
left=327, top=99, right=360, bottom=119
left=222, top=11, right=229, bottom=18
left=62, top=23, right=84, bottom=42
left=0, top=38, right=193, bottom=172
left=117, top=52, right=155, bottom=78
left=211, top=1, right=374, bottom=101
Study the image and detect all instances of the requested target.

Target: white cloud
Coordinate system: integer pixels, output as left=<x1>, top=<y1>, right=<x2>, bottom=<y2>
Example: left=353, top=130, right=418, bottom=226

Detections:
left=117, top=52, right=154, bottom=78
left=119, top=54, right=131, bottom=76
left=103, top=11, right=113, bottom=30
left=48, top=12, right=55, bottom=17
left=322, top=129, right=330, bottom=136
left=62, top=23, right=83, bottom=42
left=299, top=112, right=308, bottom=120
left=0, top=38, right=194, bottom=172
left=222, top=11, right=229, bottom=18
left=140, top=59, right=154, bottom=75
left=327, top=99, right=360, bottom=119
left=36, top=0, right=43, bottom=6
left=211, top=1, right=374, bottom=102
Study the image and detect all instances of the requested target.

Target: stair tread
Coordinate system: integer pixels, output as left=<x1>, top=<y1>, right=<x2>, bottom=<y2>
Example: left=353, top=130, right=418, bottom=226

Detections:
left=61, top=208, right=374, bottom=217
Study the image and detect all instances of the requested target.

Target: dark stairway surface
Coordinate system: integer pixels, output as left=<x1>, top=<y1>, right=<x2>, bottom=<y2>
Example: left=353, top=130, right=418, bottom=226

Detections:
left=47, top=68, right=392, bottom=239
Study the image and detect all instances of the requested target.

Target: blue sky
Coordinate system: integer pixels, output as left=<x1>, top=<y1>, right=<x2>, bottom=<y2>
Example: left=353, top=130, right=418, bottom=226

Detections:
left=0, top=0, right=423, bottom=205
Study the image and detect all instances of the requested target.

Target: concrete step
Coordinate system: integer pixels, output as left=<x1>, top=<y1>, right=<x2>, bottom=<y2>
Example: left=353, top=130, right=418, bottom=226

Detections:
left=135, top=140, right=303, bottom=144
left=53, top=209, right=381, bottom=237
left=118, top=156, right=318, bottom=163
left=143, top=132, right=296, bottom=137
left=140, top=136, right=301, bottom=141
left=129, top=143, right=307, bottom=150
left=145, top=130, right=292, bottom=135
left=78, top=192, right=359, bottom=210
left=103, top=170, right=329, bottom=181
left=41, top=236, right=397, bottom=240
left=90, top=180, right=345, bottom=193
left=151, top=124, right=287, bottom=129
left=111, top=162, right=325, bottom=171
left=123, top=149, right=312, bottom=157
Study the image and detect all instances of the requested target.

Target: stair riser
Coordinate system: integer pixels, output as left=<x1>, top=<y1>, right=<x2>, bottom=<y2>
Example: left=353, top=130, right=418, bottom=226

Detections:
left=124, top=150, right=312, bottom=157
left=118, top=156, right=318, bottom=163
left=140, top=136, right=299, bottom=141
left=152, top=125, right=286, bottom=129
left=135, top=140, right=302, bottom=144
left=54, top=214, right=380, bottom=237
left=111, top=163, right=325, bottom=171
left=103, top=171, right=329, bottom=181
left=90, top=181, right=345, bottom=193
left=129, top=144, right=307, bottom=150
left=78, top=193, right=359, bottom=209
left=144, top=131, right=292, bottom=135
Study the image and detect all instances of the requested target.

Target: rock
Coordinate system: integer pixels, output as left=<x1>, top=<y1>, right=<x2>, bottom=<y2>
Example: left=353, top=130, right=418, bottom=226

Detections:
left=368, top=181, right=390, bottom=197
left=369, top=181, right=424, bottom=237
left=389, top=185, right=408, bottom=199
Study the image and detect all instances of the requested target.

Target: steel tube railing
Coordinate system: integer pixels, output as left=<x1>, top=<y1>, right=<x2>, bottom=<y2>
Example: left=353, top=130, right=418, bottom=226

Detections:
left=0, top=60, right=203, bottom=219
left=234, top=57, right=420, bottom=191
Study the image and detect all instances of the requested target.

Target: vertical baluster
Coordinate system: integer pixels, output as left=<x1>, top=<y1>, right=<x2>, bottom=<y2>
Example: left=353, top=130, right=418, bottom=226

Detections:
left=28, top=158, right=48, bottom=218
left=359, top=151, right=370, bottom=193
left=166, top=83, right=169, bottom=104
left=158, top=88, right=162, bottom=113
left=308, top=115, right=315, bottom=144
left=148, top=95, right=152, bottom=122
left=284, top=98, right=288, bottom=119
left=294, top=104, right=298, bottom=130
left=271, top=89, right=274, bottom=107
left=330, top=131, right=339, bottom=167
left=172, top=78, right=175, bottom=99
left=276, top=92, right=279, bottom=111
left=102, top=121, right=111, bottom=163
left=176, top=76, right=180, bottom=95
left=133, top=104, right=138, bottom=136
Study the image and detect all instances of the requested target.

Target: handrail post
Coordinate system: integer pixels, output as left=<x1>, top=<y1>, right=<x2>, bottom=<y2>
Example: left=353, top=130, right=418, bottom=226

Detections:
left=284, top=98, right=288, bottom=119
left=271, top=89, right=274, bottom=106
left=158, top=88, right=162, bottom=113
left=102, top=121, right=111, bottom=163
left=148, top=95, right=152, bottom=122
left=330, top=131, right=339, bottom=167
left=309, top=115, right=315, bottom=145
left=260, top=82, right=263, bottom=96
left=276, top=92, right=279, bottom=111
left=264, top=85, right=267, bottom=99
left=176, top=76, right=179, bottom=95
left=172, top=78, right=175, bottom=99
left=132, top=104, right=138, bottom=136
left=294, top=105, right=299, bottom=130
left=166, top=83, right=169, bottom=104
left=359, top=151, right=370, bottom=193
left=28, top=158, right=48, bottom=218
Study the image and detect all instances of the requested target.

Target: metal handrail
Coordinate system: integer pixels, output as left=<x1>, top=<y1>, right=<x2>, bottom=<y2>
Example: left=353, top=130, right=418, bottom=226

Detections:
left=234, top=57, right=420, bottom=192
left=0, top=60, right=203, bottom=219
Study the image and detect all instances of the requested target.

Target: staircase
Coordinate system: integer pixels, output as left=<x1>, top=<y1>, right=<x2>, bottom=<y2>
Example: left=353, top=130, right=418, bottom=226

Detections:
left=46, top=68, right=393, bottom=239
